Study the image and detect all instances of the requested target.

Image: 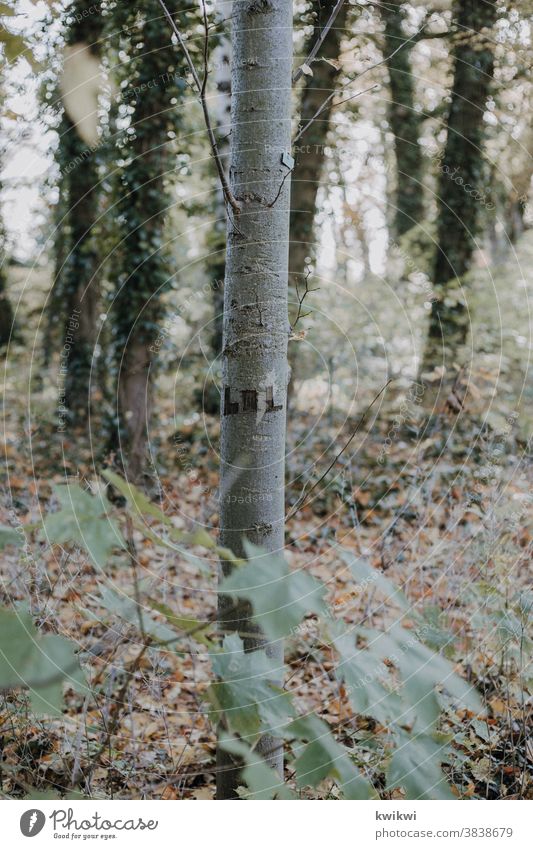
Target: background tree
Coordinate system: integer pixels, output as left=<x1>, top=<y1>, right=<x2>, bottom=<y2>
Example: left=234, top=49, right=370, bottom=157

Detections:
left=0, top=174, right=14, bottom=349
left=289, top=0, right=348, bottom=314
left=379, top=0, right=424, bottom=237
left=422, top=0, right=498, bottom=375
left=43, top=1, right=105, bottom=424
left=107, top=0, right=189, bottom=480
left=206, top=0, right=232, bottom=363
left=218, top=0, right=294, bottom=799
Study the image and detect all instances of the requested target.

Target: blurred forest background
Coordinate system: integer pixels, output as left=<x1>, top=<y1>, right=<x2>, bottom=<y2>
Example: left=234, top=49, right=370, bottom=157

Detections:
left=0, top=0, right=532, bottom=801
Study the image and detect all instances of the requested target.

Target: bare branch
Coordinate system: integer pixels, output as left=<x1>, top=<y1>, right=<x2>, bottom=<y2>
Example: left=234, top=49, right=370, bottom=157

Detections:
left=293, top=20, right=429, bottom=145
left=286, top=379, right=394, bottom=522
left=293, top=83, right=378, bottom=145
left=291, top=267, right=320, bottom=330
left=293, top=0, right=346, bottom=84
left=157, top=0, right=241, bottom=216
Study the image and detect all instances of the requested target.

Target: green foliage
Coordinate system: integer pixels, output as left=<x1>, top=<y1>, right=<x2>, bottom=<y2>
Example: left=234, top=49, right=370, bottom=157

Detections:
left=220, top=541, right=327, bottom=642
left=104, top=1, right=198, bottom=448
left=209, top=634, right=294, bottom=741
left=30, top=472, right=484, bottom=799
left=287, top=715, right=376, bottom=799
left=41, top=483, right=125, bottom=568
left=0, top=606, right=85, bottom=716
left=213, top=542, right=483, bottom=799
left=387, top=733, right=455, bottom=800
left=220, top=735, right=296, bottom=800
left=0, top=525, right=23, bottom=549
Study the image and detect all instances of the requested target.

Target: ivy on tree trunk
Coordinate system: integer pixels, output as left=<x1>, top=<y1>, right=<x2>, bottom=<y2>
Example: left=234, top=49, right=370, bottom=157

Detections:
left=380, top=0, right=424, bottom=238
left=423, top=0, right=497, bottom=374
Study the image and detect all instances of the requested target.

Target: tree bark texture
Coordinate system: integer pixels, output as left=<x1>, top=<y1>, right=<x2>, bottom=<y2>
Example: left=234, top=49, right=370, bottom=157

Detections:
left=423, top=0, right=497, bottom=373
left=380, top=0, right=424, bottom=237
left=289, top=0, right=348, bottom=309
left=288, top=0, right=348, bottom=388
left=109, top=1, right=185, bottom=480
left=0, top=177, right=14, bottom=349
left=44, top=2, right=104, bottom=417
left=217, top=0, right=293, bottom=799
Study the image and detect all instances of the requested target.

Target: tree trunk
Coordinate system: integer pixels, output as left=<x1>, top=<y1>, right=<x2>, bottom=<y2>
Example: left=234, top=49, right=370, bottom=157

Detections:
left=422, top=0, right=497, bottom=379
left=108, top=1, right=186, bottom=481
left=288, top=0, right=348, bottom=388
left=0, top=182, right=14, bottom=349
left=62, top=118, right=101, bottom=423
left=0, top=272, right=14, bottom=350
left=379, top=0, right=424, bottom=238
left=217, top=0, right=293, bottom=799
left=45, top=2, right=104, bottom=423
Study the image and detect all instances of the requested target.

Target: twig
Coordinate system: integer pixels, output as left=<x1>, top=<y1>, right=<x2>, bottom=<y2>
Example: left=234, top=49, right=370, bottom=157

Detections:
left=293, top=0, right=346, bottom=84
left=157, top=0, right=240, bottom=216
left=80, top=640, right=150, bottom=791
left=286, top=379, right=394, bottom=521
left=291, top=267, right=320, bottom=330
left=293, top=83, right=378, bottom=145
left=293, top=21, right=429, bottom=145
left=267, top=164, right=294, bottom=208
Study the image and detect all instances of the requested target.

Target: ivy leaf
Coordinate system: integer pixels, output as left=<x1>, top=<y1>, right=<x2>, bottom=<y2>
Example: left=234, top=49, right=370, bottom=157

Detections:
left=387, top=733, right=455, bottom=800
left=288, top=715, right=376, bottom=799
left=219, top=541, right=327, bottom=642
left=208, top=634, right=294, bottom=741
left=0, top=607, right=86, bottom=716
left=41, top=484, right=125, bottom=569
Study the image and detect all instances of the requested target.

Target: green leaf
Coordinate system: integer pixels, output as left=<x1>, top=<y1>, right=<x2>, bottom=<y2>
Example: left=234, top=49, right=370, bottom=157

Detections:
left=288, top=715, right=376, bottom=799
left=220, top=735, right=296, bottom=800
left=219, top=541, right=327, bottom=642
left=93, top=586, right=176, bottom=644
left=41, top=484, right=125, bottom=568
left=0, top=525, right=23, bottom=549
left=387, top=734, right=455, bottom=800
left=339, top=549, right=410, bottom=612
left=0, top=607, right=86, bottom=716
left=333, top=629, right=404, bottom=726
left=208, top=634, right=294, bottom=741
left=146, top=599, right=213, bottom=647
left=103, top=470, right=172, bottom=525
left=391, top=626, right=483, bottom=718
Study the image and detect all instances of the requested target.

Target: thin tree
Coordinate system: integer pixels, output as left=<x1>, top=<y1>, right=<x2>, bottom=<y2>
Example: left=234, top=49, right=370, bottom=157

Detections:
left=289, top=0, right=348, bottom=312
left=379, top=0, right=424, bottom=237
left=0, top=69, right=15, bottom=349
left=217, top=0, right=294, bottom=799
left=422, top=0, right=498, bottom=376
left=0, top=178, right=14, bottom=350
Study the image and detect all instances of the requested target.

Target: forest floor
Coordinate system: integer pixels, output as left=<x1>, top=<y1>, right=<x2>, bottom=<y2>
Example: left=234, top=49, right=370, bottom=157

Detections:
left=1, top=239, right=533, bottom=800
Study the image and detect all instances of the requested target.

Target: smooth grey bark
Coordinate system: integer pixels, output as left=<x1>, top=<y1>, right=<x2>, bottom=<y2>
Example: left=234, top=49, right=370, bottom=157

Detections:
left=217, top=0, right=293, bottom=799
